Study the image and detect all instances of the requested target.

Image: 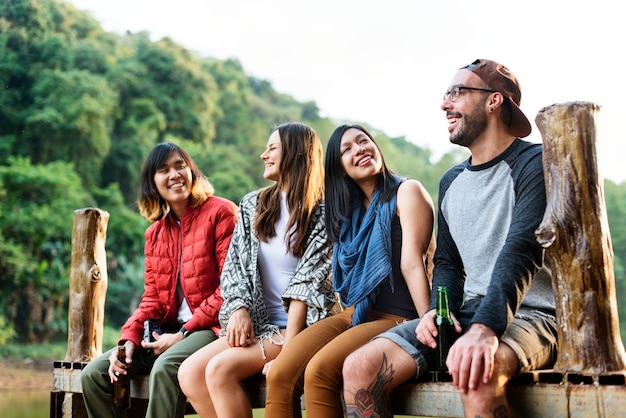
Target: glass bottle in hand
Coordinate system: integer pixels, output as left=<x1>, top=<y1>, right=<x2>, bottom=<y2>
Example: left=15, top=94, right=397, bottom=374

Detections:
left=113, top=345, right=131, bottom=410
left=435, top=285, right=457, bottom=371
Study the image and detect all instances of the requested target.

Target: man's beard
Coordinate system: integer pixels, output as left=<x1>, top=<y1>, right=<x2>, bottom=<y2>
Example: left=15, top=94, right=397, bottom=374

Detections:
left=450, top=107, right=488, bottom=148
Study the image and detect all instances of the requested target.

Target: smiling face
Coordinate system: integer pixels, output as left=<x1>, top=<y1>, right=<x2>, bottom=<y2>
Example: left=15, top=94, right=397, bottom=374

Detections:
left=442, top=70, right=490, bottom=148
left=260, top=130, right=282, bottom=182
left=153, top=151, right=193, bottom=218
left=339, top=127, right=383, bottom=182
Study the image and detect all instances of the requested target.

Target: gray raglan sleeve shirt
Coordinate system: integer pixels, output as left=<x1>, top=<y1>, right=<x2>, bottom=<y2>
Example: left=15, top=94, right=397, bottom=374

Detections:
left=430, top=140, right=555, bottom=337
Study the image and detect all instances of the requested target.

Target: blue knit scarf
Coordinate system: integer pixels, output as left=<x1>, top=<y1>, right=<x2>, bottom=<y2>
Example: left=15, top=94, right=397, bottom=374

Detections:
left=332, top=176, right=401, bottom=326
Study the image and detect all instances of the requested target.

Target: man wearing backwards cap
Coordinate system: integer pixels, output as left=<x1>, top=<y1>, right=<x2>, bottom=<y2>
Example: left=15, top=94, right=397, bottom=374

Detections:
left=342, top=59, right=557, bottom=417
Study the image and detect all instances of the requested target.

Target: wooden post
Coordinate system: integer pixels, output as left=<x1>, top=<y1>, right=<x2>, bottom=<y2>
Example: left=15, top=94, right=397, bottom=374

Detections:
left=64, top=208, right=110, bottom=362
left=535, top=101, right=626, bottom=375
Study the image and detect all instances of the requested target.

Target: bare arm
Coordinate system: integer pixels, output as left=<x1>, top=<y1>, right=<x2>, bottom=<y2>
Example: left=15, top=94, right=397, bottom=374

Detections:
left=396, top=180, right=435, bottom=317
left=261, top=299, right=307, bottom=376
left=283, top=299, right=307, bottom=346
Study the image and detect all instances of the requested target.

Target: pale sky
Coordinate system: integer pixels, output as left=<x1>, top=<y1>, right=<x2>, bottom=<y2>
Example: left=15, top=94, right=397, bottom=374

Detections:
left=68, top=0, right=625, bottom=183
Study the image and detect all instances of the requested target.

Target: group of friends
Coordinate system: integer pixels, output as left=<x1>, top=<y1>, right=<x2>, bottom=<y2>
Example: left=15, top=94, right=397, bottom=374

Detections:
left=80, top=58, right=558, bottom=418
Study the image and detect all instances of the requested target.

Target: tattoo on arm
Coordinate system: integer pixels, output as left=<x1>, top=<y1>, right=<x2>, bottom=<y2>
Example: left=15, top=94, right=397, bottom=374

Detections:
left=344, top=353, right=395, bottom=418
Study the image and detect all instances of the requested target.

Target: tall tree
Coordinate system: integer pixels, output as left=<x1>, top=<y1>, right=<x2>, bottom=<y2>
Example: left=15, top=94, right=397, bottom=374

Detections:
left=0, top=157, right=91, bottom=342
left=20, top=69, right=116, bottom=188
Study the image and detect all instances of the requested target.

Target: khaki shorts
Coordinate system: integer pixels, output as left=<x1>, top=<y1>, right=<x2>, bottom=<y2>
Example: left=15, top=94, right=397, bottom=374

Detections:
left=376, top=299, right=558, bottom=378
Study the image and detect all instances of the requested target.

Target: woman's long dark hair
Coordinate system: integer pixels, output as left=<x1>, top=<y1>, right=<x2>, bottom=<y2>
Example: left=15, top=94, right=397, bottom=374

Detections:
left=137, top=142, right=214, bottom=222
left=254, top=122, right=324, bottom=258
left=324, top=124, right=397, bottom=242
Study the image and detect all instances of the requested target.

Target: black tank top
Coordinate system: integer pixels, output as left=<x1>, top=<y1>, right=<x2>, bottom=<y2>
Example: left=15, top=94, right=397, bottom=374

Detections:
left=372, top=215, right=420, bottom=319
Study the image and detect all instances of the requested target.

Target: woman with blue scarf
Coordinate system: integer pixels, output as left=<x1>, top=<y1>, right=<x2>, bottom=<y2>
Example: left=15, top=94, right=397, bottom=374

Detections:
left=264, top=124, right=435, bottom=418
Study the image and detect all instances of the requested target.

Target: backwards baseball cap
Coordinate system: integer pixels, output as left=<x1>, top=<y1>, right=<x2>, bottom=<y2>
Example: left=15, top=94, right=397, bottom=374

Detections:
left=462, top=58, right=532, bottom=138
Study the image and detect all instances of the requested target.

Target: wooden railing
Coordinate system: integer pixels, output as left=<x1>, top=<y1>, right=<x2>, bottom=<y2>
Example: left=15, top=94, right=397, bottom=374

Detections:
left=50, top=102, right=626, bottom=417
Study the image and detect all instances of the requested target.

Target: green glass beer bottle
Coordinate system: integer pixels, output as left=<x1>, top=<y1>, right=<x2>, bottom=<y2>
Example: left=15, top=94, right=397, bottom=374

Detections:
left=435, top=285, right=456, bottom=371
left=113, top=345, right=131, bottom=410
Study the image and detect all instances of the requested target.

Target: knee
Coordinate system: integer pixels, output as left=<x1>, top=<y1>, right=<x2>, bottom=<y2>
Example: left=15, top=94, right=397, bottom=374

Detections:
left=267, top=360, right=306, bottom=403
left=204, top=358, right=228, bottom=391
left=81, top=357, right=107, bottom=388
left=304, top=352, right=342, bottom=390
left=81, top=360, right=97, bottom=380
left=265, top=360, right=285, bottom=387
left=342, top=350, right=360, bottom=383
left=461, top=363, right=511, bottom=405
left=150, top=355, right=173, bottom=381
left=303, top=353, right=324, bottom=385
left=80, top=366, right=95, bottom=389
left=204, top=357, right=222, bottom=377
left=267, top=354, right=292, bottom=383
left=461, top=382, right=500, bottom=408
left=342, top=346, right=379, bottom=389
left=178, top=357, right=201, bottom=397
left=150, top=356, right=165, bottom=375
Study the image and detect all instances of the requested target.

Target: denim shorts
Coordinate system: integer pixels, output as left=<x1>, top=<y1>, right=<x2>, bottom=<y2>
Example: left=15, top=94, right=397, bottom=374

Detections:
left=376, top=301, right=558, bottom=379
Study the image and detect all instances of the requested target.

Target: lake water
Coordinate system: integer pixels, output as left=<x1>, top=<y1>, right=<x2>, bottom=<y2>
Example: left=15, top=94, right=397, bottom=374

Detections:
left=0, top=392, right=416, bottom=418
left=0, top=390, right=49, bottom=418
left=0, top=389, right=269, bottom=417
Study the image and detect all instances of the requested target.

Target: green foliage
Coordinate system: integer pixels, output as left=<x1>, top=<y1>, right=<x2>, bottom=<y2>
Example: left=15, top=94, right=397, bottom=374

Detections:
left=102, top=98, right=166, bottom=202
left=0, top=157, right=91, bottom=244
left=0, top=316, right=16, bottom=345
left=20, top=69, right=117, bottom=188
left=0, top=0, right=625, bottom=351
left=373, top=132, right=439, bottom=194
left=102, top=325, right=123, bottom=348
left=104, top=254, right=145, bottom=328
left=0, top=340, right=68, bottom=361
left=0, top=325, right=121, bottom=360
left=605, top=180, right=626, bottom=338
left=73, top=38, right=109, bottom=73
left=0, top=157, right=92, bottom=342
left=129, top=35, right=220, bottom=144
left=91, top=184, right=148, bottom=327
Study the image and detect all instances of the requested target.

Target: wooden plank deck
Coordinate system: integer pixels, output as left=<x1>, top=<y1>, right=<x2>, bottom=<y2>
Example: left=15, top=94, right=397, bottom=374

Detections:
left=51, top=361, right=626, bottom=417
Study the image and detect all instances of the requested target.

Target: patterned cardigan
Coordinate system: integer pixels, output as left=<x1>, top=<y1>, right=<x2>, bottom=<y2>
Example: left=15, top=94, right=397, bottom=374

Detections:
left=219, top=190, right=335, bottom=340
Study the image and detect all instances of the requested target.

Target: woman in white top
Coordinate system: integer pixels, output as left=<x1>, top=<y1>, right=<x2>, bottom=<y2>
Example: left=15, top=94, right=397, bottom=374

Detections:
left=178, top=122, right=336, bottom=418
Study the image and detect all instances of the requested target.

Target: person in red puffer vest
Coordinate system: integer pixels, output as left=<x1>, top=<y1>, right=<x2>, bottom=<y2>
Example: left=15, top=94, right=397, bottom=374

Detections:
left=81, top=142, right=238, bottom=418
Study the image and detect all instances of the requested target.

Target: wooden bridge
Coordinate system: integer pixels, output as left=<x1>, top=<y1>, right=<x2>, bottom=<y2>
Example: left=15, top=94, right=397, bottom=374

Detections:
left=50, top=102, right=626, bottom=417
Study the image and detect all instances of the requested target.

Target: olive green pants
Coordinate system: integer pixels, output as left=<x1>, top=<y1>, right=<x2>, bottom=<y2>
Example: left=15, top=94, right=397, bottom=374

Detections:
left=80, top=330, right=217, bottom=418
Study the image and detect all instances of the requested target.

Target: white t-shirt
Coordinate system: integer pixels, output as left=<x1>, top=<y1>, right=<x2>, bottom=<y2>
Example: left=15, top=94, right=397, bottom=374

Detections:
left=177, top=275, right=193, bottom=323
left=175, top=220, right=193, bottom=323
left=257, top=193, right=298, bottom=328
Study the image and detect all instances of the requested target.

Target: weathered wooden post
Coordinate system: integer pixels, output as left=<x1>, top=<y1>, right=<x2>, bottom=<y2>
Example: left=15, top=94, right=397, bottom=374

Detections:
left=51, top=208, right=109, bottom=418
left=65, top=207, right=110, bottom=362
left=535, top=101, right=626, bottom=375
